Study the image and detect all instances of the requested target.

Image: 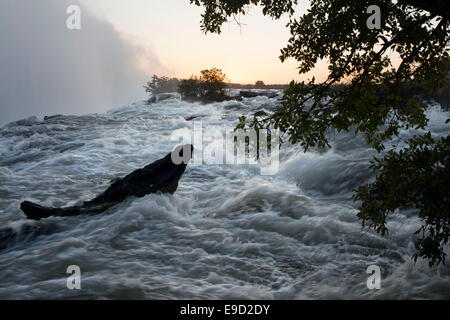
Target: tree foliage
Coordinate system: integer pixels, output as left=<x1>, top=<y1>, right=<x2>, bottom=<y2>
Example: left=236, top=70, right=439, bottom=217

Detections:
left=178, top=67, right=229, bottom=102
left=144, top=75, right=180, bottom=95
left=255, top=80, right=265, bottom=88
left=178, top=77, right=202, bottom=100
left=354, top=133, right=450, bottom=266
left=190, top=0, right=450, bottom=266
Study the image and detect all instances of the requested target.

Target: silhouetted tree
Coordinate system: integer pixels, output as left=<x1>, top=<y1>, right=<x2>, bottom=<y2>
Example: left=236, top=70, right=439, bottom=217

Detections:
left=199, top=67, right=229, bottom=101
left=255, top=80, right=265, bottom=88
left=144, top=75, right=180, bottom=95
left=178, top=76, right=202, bottom=100
left=178, top=68, right=229, bottom=102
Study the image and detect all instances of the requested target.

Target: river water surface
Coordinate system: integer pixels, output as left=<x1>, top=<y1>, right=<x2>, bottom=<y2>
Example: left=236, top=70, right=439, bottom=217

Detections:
left=0, top=92, right=449, bottom=299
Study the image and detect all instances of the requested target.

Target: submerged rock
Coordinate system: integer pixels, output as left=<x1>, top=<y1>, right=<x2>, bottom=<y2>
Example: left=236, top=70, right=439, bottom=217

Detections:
left=20, top=145, right=193, bottom=220
left=44, top=114, right=65, bottom=121
left=185, top=114, right=207, bottom=121
left=239, top=91, right=279, bottom=99
left=254, top=110, right=268, bottom=117
left=147, top=92, right=180, bottom=104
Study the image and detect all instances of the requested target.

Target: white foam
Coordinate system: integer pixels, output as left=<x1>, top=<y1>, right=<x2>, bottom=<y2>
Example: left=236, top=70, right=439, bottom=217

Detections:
left=0, top=96, right=448, bottom=299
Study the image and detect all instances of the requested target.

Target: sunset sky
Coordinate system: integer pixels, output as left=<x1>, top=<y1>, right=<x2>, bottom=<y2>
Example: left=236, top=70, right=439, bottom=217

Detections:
left=0, top=0, right=330, bottom=124
left=80, top=0, right=329, bottom=84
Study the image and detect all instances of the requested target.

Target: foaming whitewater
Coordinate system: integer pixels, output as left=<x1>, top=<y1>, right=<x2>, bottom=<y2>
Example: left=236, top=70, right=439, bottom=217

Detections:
left=0, top=92, right=449, bottom=299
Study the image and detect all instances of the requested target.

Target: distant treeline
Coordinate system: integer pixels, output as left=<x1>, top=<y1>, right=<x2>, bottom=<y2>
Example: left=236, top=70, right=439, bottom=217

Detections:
left=227, top=83, right=289, bottom=90
left=144, top=73, right=289, bottom=96
left=144, top=72, right=449, bottom=109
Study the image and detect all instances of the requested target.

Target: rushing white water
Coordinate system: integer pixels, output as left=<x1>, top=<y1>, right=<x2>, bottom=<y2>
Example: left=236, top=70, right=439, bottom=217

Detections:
left=0, top=92, right=449, bottom=299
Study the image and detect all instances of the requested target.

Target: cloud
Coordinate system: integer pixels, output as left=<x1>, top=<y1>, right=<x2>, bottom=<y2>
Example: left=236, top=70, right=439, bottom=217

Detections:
left=0, top=0, right=163, bottom=125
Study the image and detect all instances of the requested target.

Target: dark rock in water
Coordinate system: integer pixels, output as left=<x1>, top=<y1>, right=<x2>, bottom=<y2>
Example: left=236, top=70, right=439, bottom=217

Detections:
left=20, top=145, right=193, bottom=220
left=254, top=111, right=268, bottom=117
left=148, top=93, right=180, bottom=104
left=239, top=90, right=260, bottom=98
left=185, top=115, right=197, bottom=121
left=44, top=115, right=64, bottom=121
left=185, top=115, right=206, bottom=121
left=239, top=91, right=279, bottom=99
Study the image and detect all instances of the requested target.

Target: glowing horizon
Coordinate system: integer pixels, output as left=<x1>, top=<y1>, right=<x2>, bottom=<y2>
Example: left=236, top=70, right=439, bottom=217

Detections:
left=80, top=0, right=330, bottom=84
